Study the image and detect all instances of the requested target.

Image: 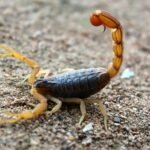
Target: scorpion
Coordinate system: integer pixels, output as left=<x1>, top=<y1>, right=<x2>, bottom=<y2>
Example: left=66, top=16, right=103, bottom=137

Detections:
left=0, top=10, right=123, bottom=130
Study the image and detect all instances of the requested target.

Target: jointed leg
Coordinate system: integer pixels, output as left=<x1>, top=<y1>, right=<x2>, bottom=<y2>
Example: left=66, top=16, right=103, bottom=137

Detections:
left=16, top=74, right=30, bottom=87
left=78, top=100, right=86, bottom=126
left=98, top=101, right=108, bottom=130
left=36, top=69, right=51, bottom=78
left=0, top=44, right=40, bottom=85
left=16, top=69, right=51, bottom=88
left=0, top=53, right=13, bottom=57
left=61, top=98, right=87, bottom=126
left=85, top=99, right=108, bottom=130
left=0, top=88, right=48, bottom=123
left=46, top=96, right=62, bottom=115
left=25, top=96, right=62, bottom=116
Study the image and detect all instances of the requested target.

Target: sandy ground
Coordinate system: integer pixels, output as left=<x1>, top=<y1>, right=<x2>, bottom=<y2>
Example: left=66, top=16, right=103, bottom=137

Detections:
left=0, top=0, right=149, bottom=149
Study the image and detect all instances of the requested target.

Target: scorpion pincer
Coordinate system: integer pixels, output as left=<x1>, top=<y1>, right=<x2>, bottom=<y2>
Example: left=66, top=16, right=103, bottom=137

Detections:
left=0, top=10, right=123, bottom=130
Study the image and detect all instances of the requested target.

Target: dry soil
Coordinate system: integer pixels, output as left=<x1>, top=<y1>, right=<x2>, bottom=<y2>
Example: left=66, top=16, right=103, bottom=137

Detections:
left=0, top=0, right=149, bottom=150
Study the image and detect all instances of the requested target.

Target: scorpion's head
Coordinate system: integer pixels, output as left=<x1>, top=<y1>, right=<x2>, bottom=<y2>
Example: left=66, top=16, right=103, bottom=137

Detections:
left=34, top=79, right=48, bottom=88
left=33, top=79, right=56, bottom=94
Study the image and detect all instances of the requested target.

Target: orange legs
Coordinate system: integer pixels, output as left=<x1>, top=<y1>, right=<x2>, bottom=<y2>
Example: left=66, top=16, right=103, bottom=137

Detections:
left=0, top=45, right=49, bottom=123
left=0, top=88, right=48, bottom=123
left=0, top=44, right=40, bottom=85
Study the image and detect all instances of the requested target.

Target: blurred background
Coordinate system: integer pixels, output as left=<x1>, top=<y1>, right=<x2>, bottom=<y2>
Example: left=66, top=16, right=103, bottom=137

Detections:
left=0, top=0, right=149, bottom=149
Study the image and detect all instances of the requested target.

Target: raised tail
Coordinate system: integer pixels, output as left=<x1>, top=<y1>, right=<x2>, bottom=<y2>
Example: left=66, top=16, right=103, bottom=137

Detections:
left=90, top=10, right=123, bottom=78
left=0, top=44, right=40, bottom=84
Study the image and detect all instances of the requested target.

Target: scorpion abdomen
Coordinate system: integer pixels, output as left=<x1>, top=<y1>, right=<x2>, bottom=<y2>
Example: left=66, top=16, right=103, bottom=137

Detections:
left=35, top=68, right=110, bottom=99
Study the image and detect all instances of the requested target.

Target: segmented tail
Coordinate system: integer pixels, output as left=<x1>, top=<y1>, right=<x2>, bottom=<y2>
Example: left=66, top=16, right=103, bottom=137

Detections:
left=90, top=10, right=123, bottom=78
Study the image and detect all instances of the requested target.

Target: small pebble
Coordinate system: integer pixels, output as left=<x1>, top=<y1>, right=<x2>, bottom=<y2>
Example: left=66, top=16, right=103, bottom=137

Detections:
left=113, top=116, right=121, bottom=123
left=121, top=68, right=135, bottom=79
left=83, top=123, right=94, bottom=132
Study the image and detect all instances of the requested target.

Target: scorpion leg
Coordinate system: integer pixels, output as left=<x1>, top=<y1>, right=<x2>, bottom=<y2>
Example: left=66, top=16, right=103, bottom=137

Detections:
left=61, top=98, right=87, bottom=126
left=98, top=101, right=108, bottom=130
left=0, top=53, right=13, bottom=57
left=36, top=69, right=51, bottom=78
left=46, top=96, right=62, bottom=115
left=0, top=88, right=48, bottom=123
left=16, top=74, right=30, bottom=87
left=0, top=44, right=40, bottom=85
left=85, top=99, right=108, bottom=130
left=19, top=69, right=51, bottom=107
left=78, top=100, right=86, bottom=126
left=16, top=69, right=51, bottom=88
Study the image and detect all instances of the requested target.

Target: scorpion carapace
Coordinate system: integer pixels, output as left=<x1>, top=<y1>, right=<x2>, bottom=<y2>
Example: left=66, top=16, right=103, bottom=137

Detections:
left=34, top=68, right=110, bottom=99
left=0, top=10, right=123, bottom=130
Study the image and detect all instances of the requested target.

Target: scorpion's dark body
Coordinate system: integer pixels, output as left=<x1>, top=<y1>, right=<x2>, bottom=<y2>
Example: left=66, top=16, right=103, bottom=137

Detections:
left=35, top=68, right=110, bottom=99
